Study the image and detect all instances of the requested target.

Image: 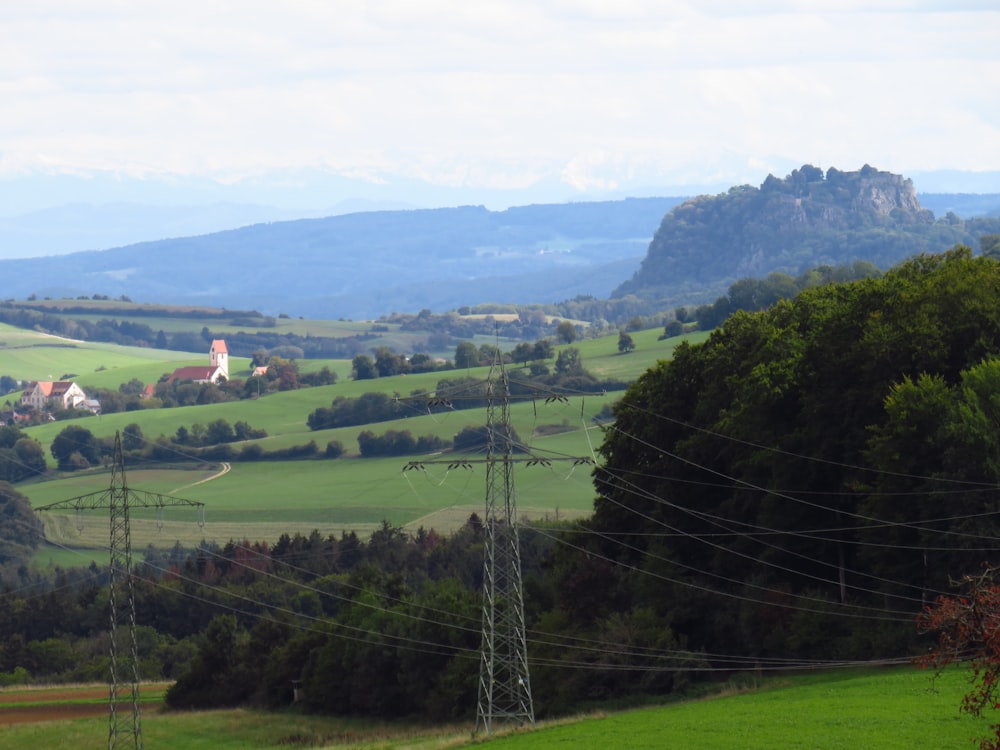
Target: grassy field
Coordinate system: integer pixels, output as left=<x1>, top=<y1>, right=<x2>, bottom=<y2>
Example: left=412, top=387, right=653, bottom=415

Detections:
left=6, top=318, right=704, bottom=561
left=30, top=452, right=597, bottom=553
left=14, top=326, right=701, bottom=453
left=477, top=667, right=990, bottom=750
left=0, top=322, right=194, bottom=385
left=0, top=667, right=989, bottom=749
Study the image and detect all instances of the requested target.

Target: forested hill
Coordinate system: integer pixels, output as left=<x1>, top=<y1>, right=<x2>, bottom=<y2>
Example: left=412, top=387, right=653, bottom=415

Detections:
left=0, top=197, right=682, bottom=320
left=614, top=164, right=1000, bottom=301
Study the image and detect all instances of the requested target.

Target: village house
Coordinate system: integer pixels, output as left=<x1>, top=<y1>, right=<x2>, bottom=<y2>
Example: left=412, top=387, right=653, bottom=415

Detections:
left=19, top=380, right=88, bottom=411
left=165, top=339, right=230, bottom=384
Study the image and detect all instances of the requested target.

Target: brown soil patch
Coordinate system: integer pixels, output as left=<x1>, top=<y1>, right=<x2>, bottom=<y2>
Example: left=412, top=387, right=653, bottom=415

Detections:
left=0, top=701, right=108, bottom=726
left=0, top=687, right=107, bottom=705
left=0, top=686, right=162, bottom=726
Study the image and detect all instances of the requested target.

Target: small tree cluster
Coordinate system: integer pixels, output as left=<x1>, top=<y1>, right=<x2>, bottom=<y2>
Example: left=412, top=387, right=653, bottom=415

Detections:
left=357, top=430, right=449, bottom=457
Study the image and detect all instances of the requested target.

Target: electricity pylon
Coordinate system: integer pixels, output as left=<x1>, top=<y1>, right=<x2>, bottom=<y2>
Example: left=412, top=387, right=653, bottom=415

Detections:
left=475, top=349, right=534, bottom=735
left=401, top=348, right=593, bottom=734
left=37, top=432, right=205, bottom=750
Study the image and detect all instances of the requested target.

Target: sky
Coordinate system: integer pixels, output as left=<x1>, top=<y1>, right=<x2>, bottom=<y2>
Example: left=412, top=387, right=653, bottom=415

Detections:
left=1, top=1, right=999, bottom=215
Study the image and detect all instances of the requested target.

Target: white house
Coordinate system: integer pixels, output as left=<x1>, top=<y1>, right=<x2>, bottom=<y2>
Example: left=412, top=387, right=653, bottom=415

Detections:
left=20, top=381, right=88, bottom=410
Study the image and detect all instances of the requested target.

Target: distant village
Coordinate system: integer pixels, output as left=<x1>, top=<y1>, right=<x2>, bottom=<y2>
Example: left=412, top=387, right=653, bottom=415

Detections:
left=3, top=339, right=230, bottom=425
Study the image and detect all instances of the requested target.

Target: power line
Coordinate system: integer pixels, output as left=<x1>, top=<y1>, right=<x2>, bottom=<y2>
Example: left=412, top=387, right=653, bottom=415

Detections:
left=35, top=433, right=204, bottom=750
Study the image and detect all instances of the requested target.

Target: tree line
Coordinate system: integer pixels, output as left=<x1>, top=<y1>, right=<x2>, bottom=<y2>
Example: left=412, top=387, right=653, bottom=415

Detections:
left=9, top=247, right=1000, bottom=725
left=575, top=246, right=1000, bottom=673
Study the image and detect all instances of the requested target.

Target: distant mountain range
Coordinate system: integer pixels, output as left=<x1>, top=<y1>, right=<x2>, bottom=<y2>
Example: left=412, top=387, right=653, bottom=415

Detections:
left=1, top=166, right=998, bottom=321
left=0, top=198, right=684, bottom=320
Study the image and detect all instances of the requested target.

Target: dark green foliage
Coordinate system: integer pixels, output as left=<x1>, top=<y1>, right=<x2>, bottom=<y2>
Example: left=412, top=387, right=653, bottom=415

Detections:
left=0, top=482, right=41, bottom=566
left=511, top=341, right=535, bottom=366
left=533, top=338, right=554, bottom=360
left=121, top=423, right=144, bottom=451
left=660, top=319, right=684, bottom=338
left=50, top=424, right=101, bottom=470
left=577, top=245, right=1000, bottom=670
left=454, top=341, right=479, bottom=369
left=555, top=320, right=578, bottom=344
left=982, top=233, right=1000, bottom=259
left=693, top=261, right=881, bottom=329
left=0, top=427, right=46, bottom=482
left=307, top=392, right=403, bottom=430
left=126, top=524, right=502, bottom=719
left=351, top=354, right=377, bottom=380
left=154, top=378, right=232, bottom=408
left=555, top=346, right=584, bottom=373
left=165, top=615, right=255, bottom=709
left=0, top=375, right=19, bottom=396
left=617, top=331, right=635, bottom=353
left=357, top=429, right=449, bottom=457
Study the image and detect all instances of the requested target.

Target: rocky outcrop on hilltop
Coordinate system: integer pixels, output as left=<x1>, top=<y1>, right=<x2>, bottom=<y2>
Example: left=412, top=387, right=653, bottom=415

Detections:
left=613, top=164, right=953, bottom=299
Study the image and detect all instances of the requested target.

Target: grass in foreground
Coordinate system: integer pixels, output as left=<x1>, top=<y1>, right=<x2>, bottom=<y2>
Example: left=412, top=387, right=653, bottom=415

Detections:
left=474, top=667, right=989, bottom=750
left=0, top=667, right=989, bottom=749
left=2, top=704, right=471, bottom=750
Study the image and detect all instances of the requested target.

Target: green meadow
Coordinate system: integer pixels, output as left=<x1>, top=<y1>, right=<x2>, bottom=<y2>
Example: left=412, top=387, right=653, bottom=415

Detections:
left=0, top=667, right=989, bottom=749
left=476, top=667, right=990, bottom=750
left=6, top=319, right=698, bottom=559
left=0, top=322, right=193, bottom=385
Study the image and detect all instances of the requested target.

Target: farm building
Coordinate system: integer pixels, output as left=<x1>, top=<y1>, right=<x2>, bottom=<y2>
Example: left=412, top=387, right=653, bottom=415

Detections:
left=19, top=380, right=88, bottom=411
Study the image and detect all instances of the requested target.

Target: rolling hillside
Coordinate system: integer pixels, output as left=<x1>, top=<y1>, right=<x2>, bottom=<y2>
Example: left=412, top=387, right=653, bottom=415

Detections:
left=4, top=320, right=702, bottom=554
left=0, top=198, right=683, bottom=320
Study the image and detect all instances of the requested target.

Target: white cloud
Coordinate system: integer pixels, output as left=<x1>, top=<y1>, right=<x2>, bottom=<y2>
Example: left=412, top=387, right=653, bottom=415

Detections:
left=0, top=1, right=997, bottom=200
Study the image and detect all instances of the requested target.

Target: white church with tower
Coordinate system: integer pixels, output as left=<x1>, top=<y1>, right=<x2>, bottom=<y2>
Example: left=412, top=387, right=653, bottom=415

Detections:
left=165, top=339, right=230, bottom=384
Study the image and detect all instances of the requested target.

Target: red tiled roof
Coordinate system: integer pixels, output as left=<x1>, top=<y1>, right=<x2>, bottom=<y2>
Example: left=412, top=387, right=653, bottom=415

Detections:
left=211, top=340, right=228, bottom=353
left=167, top=366, right=220, bottom=383
left=49, top=381, right=76, bottom=396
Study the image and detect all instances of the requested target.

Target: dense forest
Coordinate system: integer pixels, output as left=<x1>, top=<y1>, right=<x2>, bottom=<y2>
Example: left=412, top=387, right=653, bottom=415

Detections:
left=586, top=245, right=1000, bottom=667
left=4, top=246, right=1000, bottom=721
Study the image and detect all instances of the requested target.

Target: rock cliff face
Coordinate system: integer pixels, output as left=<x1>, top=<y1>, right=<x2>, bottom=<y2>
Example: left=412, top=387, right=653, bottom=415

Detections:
left=614, top=164, right=940, bottom=300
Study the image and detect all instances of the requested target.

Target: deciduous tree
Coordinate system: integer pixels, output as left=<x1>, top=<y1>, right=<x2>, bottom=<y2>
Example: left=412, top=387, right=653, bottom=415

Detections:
left=919, top=568, right=1000, bottom=750
left=556, top=320, right=578, bottom=344
left=617, top=330, right=635, bottom=353
left=352, top=354, right=377, bottom=380
left=50, top=425, right=100, bottom=470
left=454, top=341, right=479, bottom=369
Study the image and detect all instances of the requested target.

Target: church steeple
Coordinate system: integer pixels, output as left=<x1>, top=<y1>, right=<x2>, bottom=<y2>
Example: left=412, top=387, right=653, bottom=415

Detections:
left=210, top=340, right=229, bottom=380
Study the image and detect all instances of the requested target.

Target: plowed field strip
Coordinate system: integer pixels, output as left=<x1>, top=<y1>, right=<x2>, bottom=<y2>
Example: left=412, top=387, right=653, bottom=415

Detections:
left=0, top=685, right=165, bottom=726
left=0, top=702, right=107, bottom=725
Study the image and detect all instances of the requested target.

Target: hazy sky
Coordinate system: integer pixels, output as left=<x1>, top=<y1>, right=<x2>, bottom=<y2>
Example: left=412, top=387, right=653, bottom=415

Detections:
left=2, top=1, right=999, bottom=206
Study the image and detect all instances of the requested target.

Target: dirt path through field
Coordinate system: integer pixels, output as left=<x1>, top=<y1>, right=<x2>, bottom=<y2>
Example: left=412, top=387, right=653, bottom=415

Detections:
left=169, top=461, right=231, bottom=493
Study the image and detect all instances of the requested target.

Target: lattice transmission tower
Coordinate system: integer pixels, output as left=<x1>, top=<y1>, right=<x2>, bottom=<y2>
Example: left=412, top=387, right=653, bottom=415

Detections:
left=401, top=347, right=592, bottom=734
left=475, top=349, right=535, bottom=735
left=37, top=432, right=205, bottom=750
